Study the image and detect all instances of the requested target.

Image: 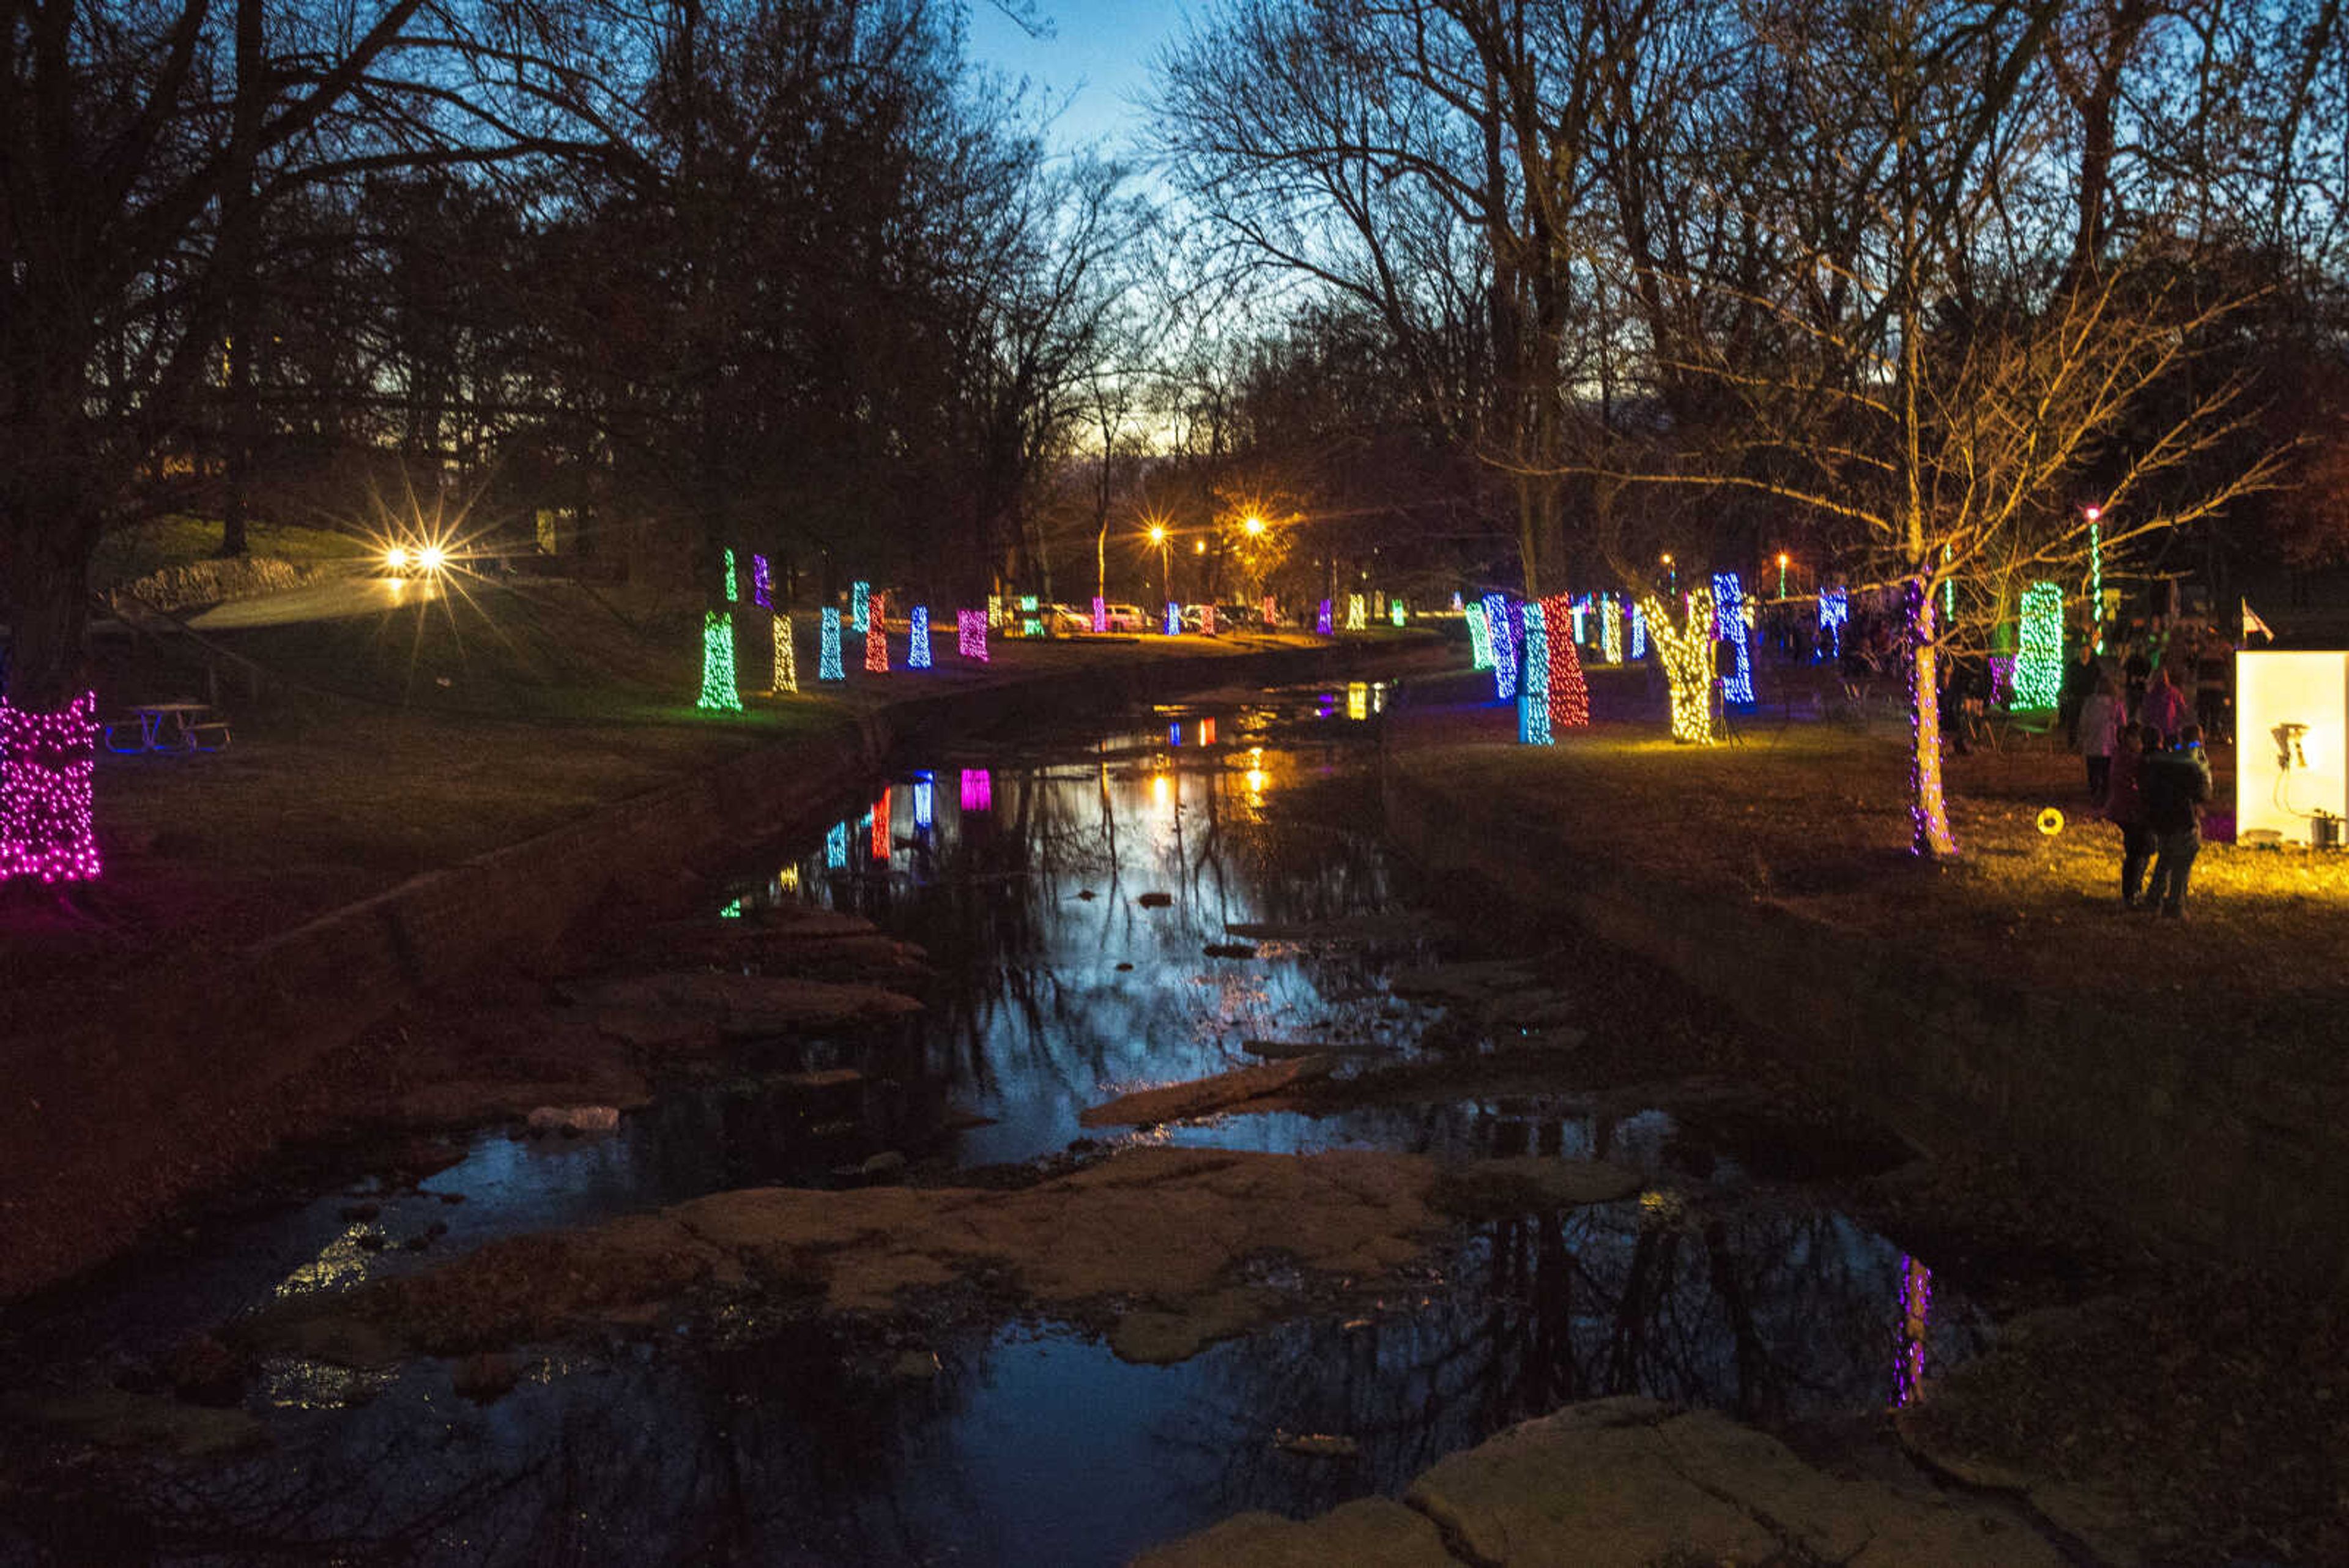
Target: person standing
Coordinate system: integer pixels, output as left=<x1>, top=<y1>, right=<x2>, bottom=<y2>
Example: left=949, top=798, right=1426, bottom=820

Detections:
left=2079, top=674, right=2123, bottom=802
left=2123, top=637, right=2151, bottom=720
left=2141, top=724, right=2213, bottom=918
left=2140, top=666, right=2189, bottom=749
left=2060, top=642, right=2100, bottom=747
left=2105, top=723, right=2153, bottom=906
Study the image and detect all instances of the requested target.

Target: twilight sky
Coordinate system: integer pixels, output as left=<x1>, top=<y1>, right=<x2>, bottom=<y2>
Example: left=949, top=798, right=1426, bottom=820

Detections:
left=966, top=0, right=1190, bottom=155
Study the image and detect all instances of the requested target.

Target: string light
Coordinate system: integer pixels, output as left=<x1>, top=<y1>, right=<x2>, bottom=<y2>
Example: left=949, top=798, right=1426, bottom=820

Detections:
left=819, top=609, right=844, bottom=681
left=851, top=581, right=870, bottom=633
left=1316, top=600, right=1333, bottom=635
left=1712, top=573, right=1754, bottom=704
left=960, top=768, right=992, bottom=811
left=1390, top=598, right=1406, bottom=627
left=1907, top=580, right=1956, bottom=854
left=1570, top=596, right=1589, bottom=644
left=1640, top=588, right=1716, bottom=744
left=908, top=606, right=932, bottom=669
left=1543, top=593, right=1591, bottom=729
left=1600, top=593, right=1622, bottom=664
left=1466, top=602, right=1494, bottom=669
left=914, top=773, right=934, bottom=831
left=1092, top=596, right=1107, bottom=634
left=1452, top=592, right=1464, bottom=611
left=1896, top=1255, right=1932, bottom=1408
left=771, top=614, right=798, bottom=693
left=2088, top=508, right=2105, bottom=653
left=958, top=609, right=989, bottom=662
left=1346, top=593, right=1367, bottom=630
left=1199, top=715, right=1215, bottom=745
left=1347, top=682, right=1369, bottom=721
left=2014, top=581, right=2064, bottom=709
left=1819, top=589, right=1848, bottom=661
left=987, top=594, right=1003, bottom=630
left=1987, top=654, right=2014, bottom=708
left=1520, top=601, right=1553, bottom=746
left=871, top=787, right=891, bottom=860
left=865, top=593, right=889, bottom=672
left=1261, top=595, right=1276, bottom=626
left=826, top=822, right=848, bottom=869
left=1200, top=604, right=1216, bottom=634
left=1631, top=602, right=1647, bottom=660
left=0, top=693, right=102, bottom=883
left=724, top=549, right=738, bottom=604
left=697, top=611, right=743, bottom=712
left=751, top=554, right=770, bottom=608
left=1165, top=601, right=1181, bottom=636
left=1482, top=592, right=1518, bottom=701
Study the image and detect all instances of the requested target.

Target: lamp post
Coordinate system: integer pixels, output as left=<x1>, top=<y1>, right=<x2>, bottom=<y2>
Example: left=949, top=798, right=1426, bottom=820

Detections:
left=1776, top=552, right=1790, bottom=600
left=1148, top=523, right=1171, bottom=609
left=1660, top=552, right=1676, bottom=593
left=2084, top=504, right=2105, bottom=653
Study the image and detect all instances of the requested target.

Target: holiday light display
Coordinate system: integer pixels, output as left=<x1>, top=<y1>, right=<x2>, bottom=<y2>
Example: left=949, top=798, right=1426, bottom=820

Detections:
left=1165, top=601, right=1181, bottom=635
left=958, top=609, right=988, bottom=661
left=1200, top=716, right=1216, bottom=745
left=1819, top=589, right=1848, bottom=661
left=1482, top=593, right=1518, bottom=700
left=909, top=606, right=932, bottom=669
left=865, top=593, right=889, bottom=672
left=724, top=549, right=738, bottom=603
left=914, top=773, right=934, bottom=831
left=1316, top=600, right=1333, bottom=635
left=0, top=693, right=102, bottom=883
left=851, top=581, right=870, bottom=633
left=826, top=822, right=848, bottom=870
left=987, top=594, right=1003, bottom=629
left=1986, top=654, right=2015, bottom=708
left=1261, top=595, right=1277, bottom=626
left=819, top=608, right=844, bottom=681
left=960, top=768, right=992, bottom=811
left=871, top=788, right=891, bottom=860
left=2013, top=581, right=2064, bottom=709
left=771, top=614, right=798, bottom=693
left=1092, top=596, right=1107, bottom=634
left=1199, top=605, right=1216, bottom=635
left=1346, top=593, right=1367, bottom=630
left=2088, top=510, right=2104, bottom=652
left=1641, top=588, right=1716, bottom=743
left=1466, top=602, right=1494, bottom=669
left=1390, top=598, right=1406, bottom=627
left=697, top=612, right=744, bottom=712
left=1630, top=601, right=1647, bottom=660
left=1600, top=593, right=1622, bottom=664
left=1542, top=593, right=1590, bottom=730
left=752, top=554, right=771, bottom=608
left=1712, top=573, right=1754, bottom=704
left=1452, top=592, right=1464, bottom=611
left=1348, top=682, right=1370, bottom=721
left=1569, top=596, right=1589, bottom=644
left=1519, top=601, right=1553, bottom=746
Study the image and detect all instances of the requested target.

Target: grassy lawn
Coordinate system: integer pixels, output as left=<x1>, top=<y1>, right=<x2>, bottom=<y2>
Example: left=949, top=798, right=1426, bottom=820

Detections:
left=1389, top=671, right=2349, bottom=1022
left=89, top=515, right=371, bottom=587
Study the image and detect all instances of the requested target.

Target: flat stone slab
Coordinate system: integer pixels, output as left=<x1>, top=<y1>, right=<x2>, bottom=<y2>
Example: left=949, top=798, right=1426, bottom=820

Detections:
left=1387, top=960, right=1542, bottom=1001
left=1079, top=1058, right=1332, bottom=1126
left=1223, top=913, right=1447, bottom=945
left=1137, top=1397, right=2064, bottom=1568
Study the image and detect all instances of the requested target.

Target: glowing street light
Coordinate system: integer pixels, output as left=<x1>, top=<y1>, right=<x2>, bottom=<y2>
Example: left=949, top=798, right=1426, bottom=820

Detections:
left=1242, top=514, right=1266, bottom=538
left=1776, top=551, right=1791, bottom=599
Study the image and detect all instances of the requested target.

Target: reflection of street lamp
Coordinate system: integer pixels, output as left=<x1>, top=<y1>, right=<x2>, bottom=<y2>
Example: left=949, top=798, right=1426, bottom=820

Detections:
left=1776, top=552, right=1790, bottom=599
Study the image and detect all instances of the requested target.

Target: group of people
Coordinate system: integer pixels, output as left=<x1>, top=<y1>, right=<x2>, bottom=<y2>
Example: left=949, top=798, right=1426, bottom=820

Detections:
left=2063, top=628, right=2221, bottom=918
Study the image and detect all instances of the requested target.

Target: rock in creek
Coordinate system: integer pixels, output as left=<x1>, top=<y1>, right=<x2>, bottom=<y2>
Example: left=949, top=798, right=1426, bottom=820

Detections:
left=241, top=1147, right=1642, bottom=1367
left=1136, top=1397, right=2064, bottom=1568
left=1241, top=1038, right=1394, bottom=1061
left=560, top=972, right=923, bottom=1035
left=1078, top=1057, right=1332, bottom=1127
left=1386, top=960, right=1542, bottom=1002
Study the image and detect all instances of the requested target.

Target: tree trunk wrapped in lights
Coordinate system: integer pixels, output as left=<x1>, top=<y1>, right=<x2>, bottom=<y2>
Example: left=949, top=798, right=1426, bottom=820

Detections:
left=908, top=606, right=932, bottom=668
left=1600, top=593, right=1623, bottom=664
left=697, top=612, right=743, bottom=712
left=1641, top=587, right=1717, bottom=745
left=0, top=693, right=103, bottom=884
left=1540, top=593, right=1590, bottom=730
left=1345, top=593, right=1366, bottom=630
left=957, top=609, right=989, bottom=661
left=1906, top=582, right=1958, bottom=855
left=864, top=593, right=889, bottom=672
left=1466, top=601, right=1494, bottom=669
left=2013, top=582, right=2064, bottom=708
left=851, top=581, right=870, bottom=633
left=771, top=614, right=798, bottom=693
left=1518, top=602, right=1554, bottom=745
left=819, top=609, right=845, bottom=680
left=1481, top=592, right=1519, bottom=701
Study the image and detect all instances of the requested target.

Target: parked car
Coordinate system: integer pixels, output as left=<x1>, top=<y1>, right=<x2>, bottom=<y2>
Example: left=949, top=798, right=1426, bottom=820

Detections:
left=1104, top=603, right=1148, bottom=632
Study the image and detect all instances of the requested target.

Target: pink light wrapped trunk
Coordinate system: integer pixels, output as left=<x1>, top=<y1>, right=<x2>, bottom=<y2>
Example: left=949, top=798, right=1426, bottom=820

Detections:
left=1, top=693, right=102, bottom=883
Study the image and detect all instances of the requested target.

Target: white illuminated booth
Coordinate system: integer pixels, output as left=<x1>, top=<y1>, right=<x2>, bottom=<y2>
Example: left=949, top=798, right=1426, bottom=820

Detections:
left=2235, top=651, right=2349, bottom=845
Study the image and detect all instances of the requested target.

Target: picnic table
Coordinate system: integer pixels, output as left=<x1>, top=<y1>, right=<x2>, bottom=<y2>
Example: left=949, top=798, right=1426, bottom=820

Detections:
left=103, top=700, right=231, bottom=754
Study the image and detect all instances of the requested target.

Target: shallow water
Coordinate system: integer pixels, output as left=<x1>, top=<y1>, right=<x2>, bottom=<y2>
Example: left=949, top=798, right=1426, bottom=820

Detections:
left=0, top=680, right=1983, bottom=1567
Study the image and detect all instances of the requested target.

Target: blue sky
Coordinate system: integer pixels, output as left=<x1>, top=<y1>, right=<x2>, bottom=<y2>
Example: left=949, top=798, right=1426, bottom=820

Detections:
left=965, top=0, right=1189, bottom=155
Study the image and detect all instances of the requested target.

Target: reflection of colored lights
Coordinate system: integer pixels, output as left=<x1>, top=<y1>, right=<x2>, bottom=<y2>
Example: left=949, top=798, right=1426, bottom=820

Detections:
left=914, top=774, right=933, bottom=831
left=1151, top=772, right=1172, bottom=811
left=777, top=864, right=800, bottom=892
left=909, top=606, right=932, bottom=669
left=1895, top=1255, right=1932, bottom=1406
left=826, top=822, right=848, bottom=869
left=866, top=593, right=889, bottom=672
left=960, top=768, right=992, bottom=811
left=871, top=788, right=891, bottom=859
left=1347, top=682, right=1368, bottom=721
left=1169, top=722, right=1182, bottom=746
left=752, top=554, right=771, bottom=607
left=1199, top=716, right=1215, bottom=746
left=1245, top=767, right=1266, bottom=793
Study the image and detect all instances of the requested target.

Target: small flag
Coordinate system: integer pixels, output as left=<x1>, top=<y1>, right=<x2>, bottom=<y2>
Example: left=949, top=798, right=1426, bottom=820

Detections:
left=2242, top=598, right=2274, bottom=641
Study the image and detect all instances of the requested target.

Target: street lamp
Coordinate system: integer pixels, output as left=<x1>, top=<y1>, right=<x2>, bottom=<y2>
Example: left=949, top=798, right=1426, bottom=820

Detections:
left=1242, top=514, right=1265, bottom=538
left=2084, top=504, right=2105, bottom=652
left=1776, top=552, right=1790, bottom=600
left=1660, top=552, right=1676, bottom=592
left=1147, top=523, right=1170, bottom=608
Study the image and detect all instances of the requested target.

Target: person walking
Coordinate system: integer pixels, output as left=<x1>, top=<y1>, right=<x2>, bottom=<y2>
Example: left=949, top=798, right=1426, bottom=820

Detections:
left=2141, top=724, right=2213, bottom=918
left=2105, top=723, right=2154, bottom=907
left=2140, top=666, right=2189, bottom=749
left=2079, top=674, right=2123, bottom=802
